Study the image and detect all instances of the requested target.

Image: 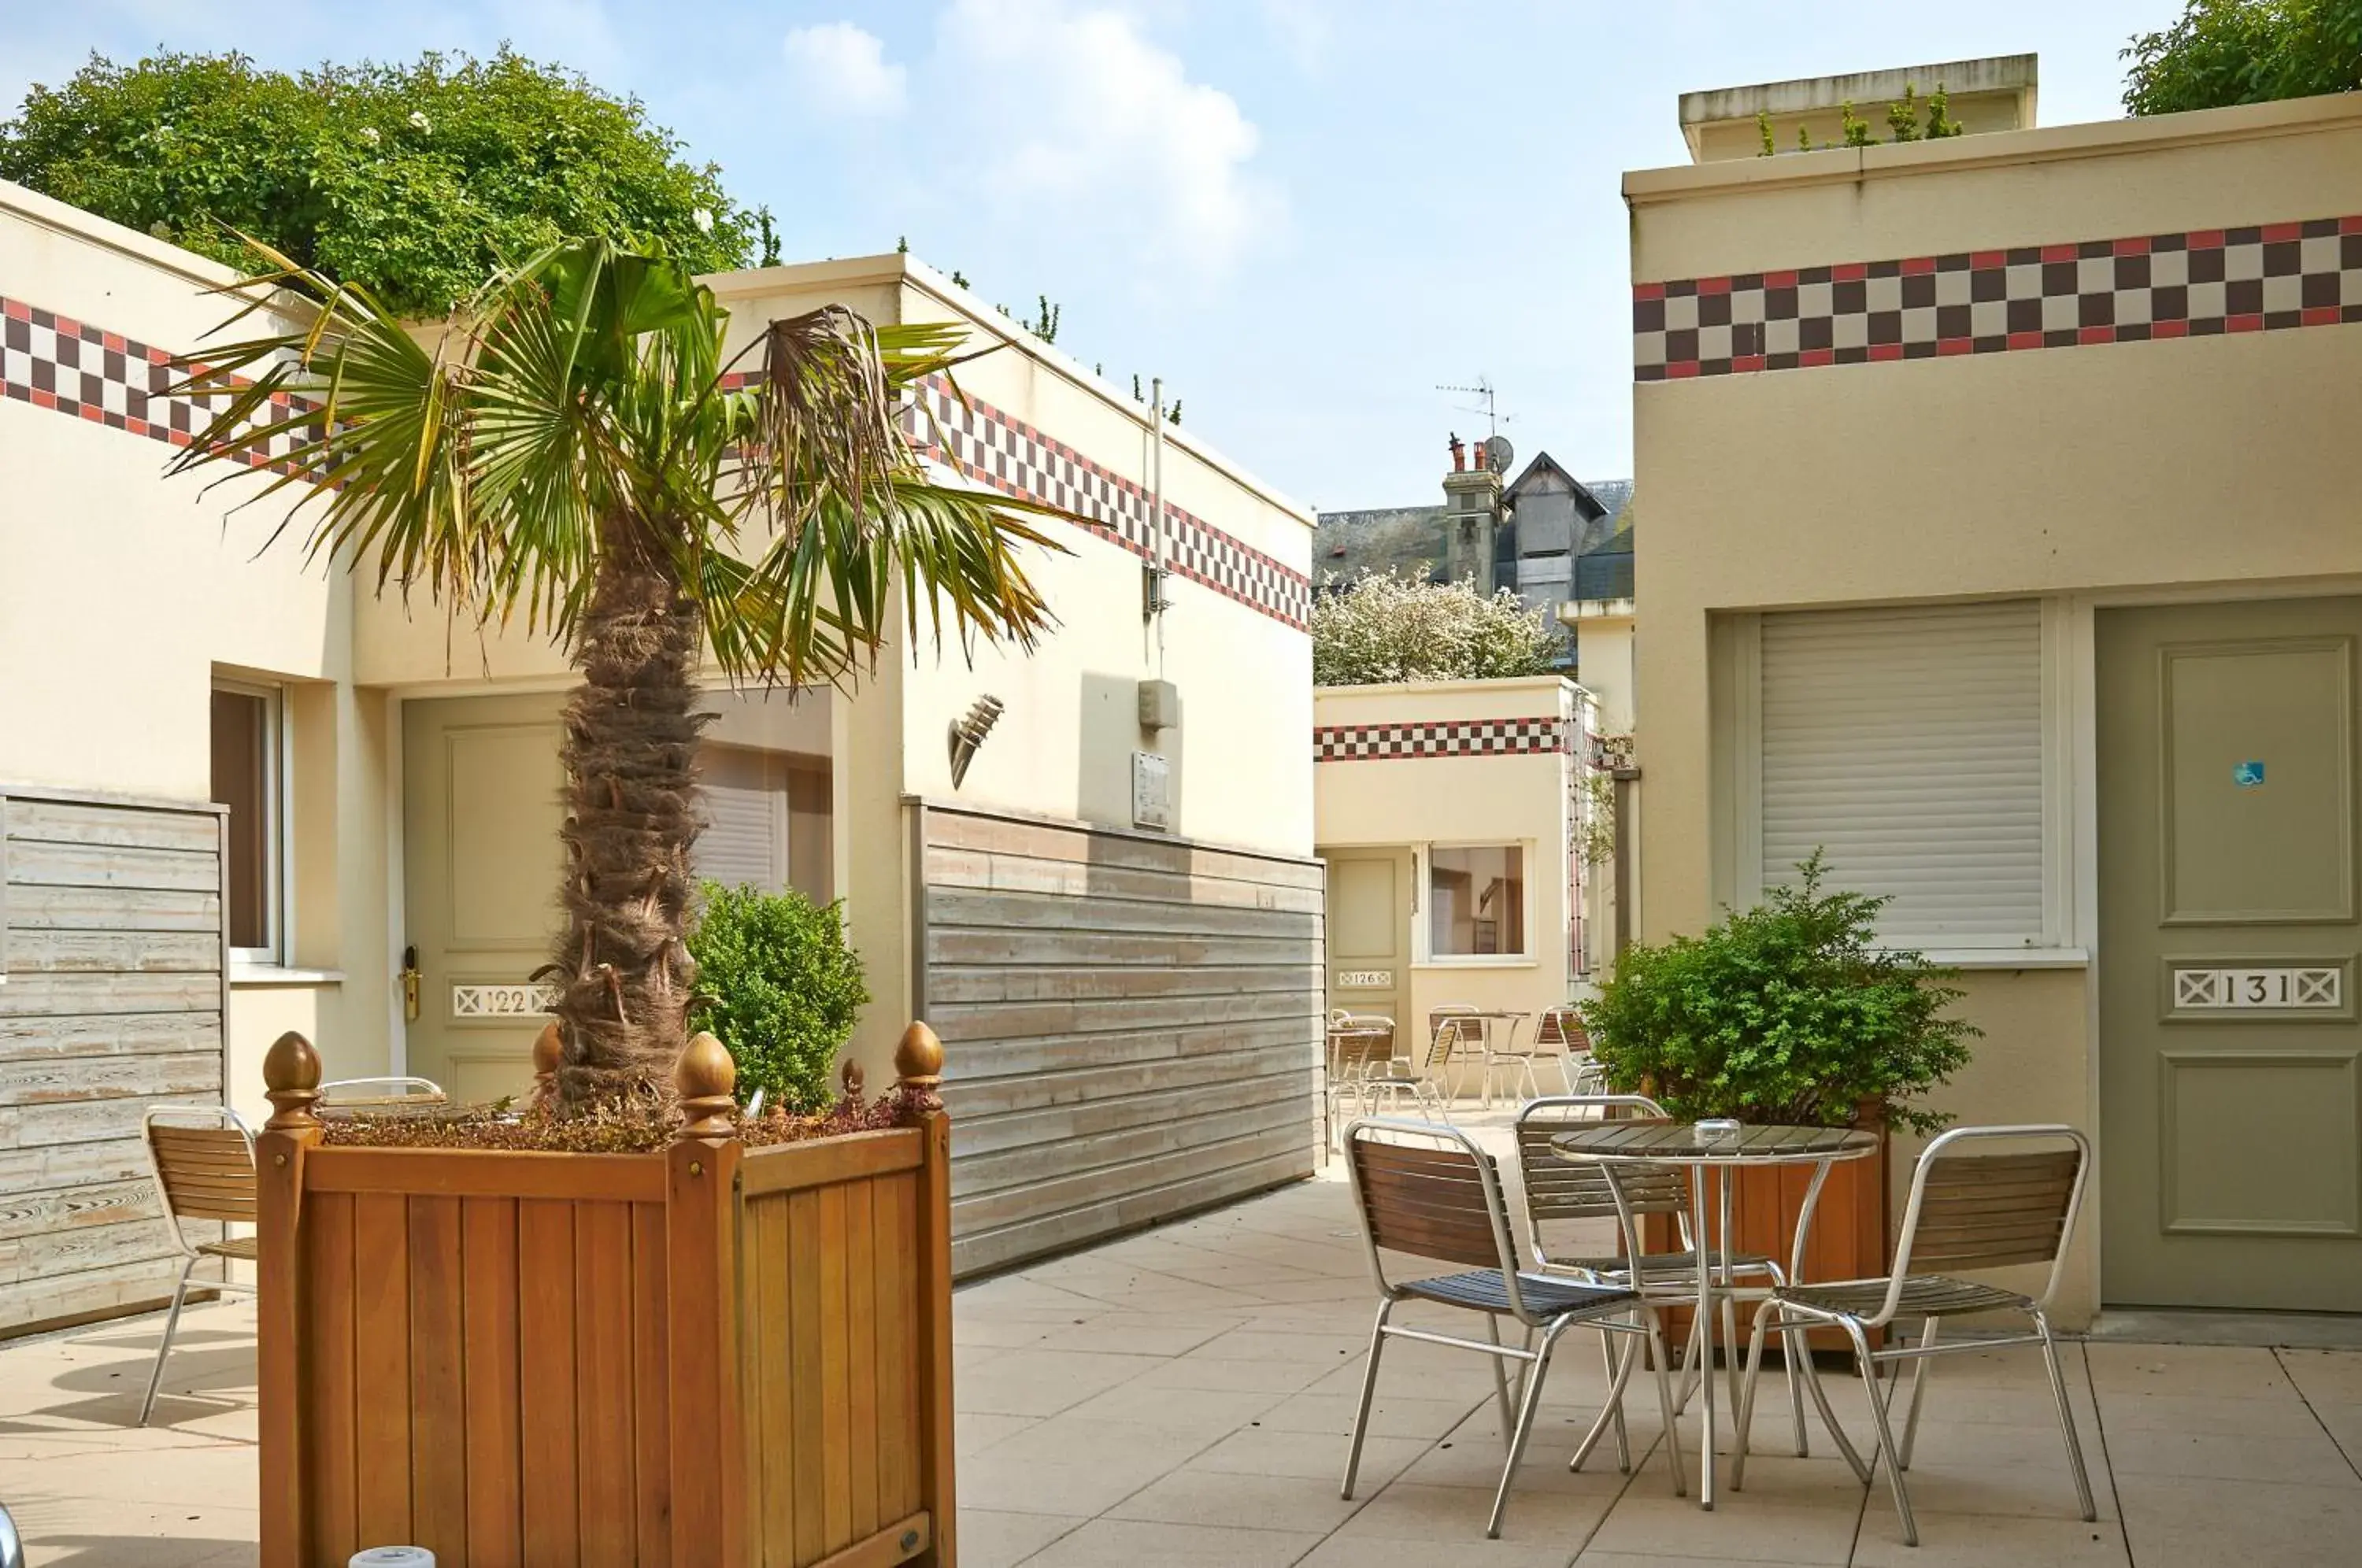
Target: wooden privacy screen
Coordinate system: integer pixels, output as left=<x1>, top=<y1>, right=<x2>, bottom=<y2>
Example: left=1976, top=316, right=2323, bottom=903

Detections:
left=258, top=1028, right=957, bottom=1568
left=914, top=803, right=1324, bottom=1277
left=0, top=788, right=229, bottom=1336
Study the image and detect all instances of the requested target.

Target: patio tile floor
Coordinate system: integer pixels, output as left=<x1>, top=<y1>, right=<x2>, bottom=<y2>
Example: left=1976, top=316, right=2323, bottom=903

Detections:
left=2, top=1116, right=2358, bottom=1565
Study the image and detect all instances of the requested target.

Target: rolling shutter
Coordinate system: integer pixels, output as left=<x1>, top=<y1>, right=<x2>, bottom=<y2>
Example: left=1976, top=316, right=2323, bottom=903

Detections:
left=697, top=746, right=788, bottom=893
left=1758, top=601, right=2045, bottom=946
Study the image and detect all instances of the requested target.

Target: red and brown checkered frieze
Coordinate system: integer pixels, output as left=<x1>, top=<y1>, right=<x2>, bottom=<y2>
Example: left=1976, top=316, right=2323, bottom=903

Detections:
left=1315, top=716, right=1568, bottom=762
left=1635, top=214, right=2362, bottom=381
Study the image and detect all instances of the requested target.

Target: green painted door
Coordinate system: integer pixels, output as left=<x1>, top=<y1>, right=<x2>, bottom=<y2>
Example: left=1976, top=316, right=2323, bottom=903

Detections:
left=402, top=692, right=567, bottom=1106
left=2097, top=599, right=2362, bottom=1311
left=1322, top=849, right=1412, bottom=1038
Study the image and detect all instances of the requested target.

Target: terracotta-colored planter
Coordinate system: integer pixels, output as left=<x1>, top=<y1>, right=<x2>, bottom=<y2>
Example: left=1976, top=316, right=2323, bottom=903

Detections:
left=1641, top=1123, right=1890, bottom=1355
left=255, top=1026, right=958, bottom=1568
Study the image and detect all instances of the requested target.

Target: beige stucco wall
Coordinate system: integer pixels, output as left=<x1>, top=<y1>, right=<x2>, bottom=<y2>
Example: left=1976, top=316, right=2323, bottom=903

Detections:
left=4, top=203, right=1316, bottom=1112
left=707, top=257, right=1318, bottom=1082
left=1316, top=679, right=1585, bottom=1038
left=0, top=182, right=397, bottom=1111
left=1626, top=94, right=2362, bottom=1325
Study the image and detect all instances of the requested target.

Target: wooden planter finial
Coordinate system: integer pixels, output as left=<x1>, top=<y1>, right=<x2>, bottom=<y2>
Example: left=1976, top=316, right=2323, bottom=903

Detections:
left=261, top=1030, right=322, bottom=1133
left=531, top=1022, right=564, bottom=1108
left=895, top=1021, right=944, bottom=1090
left=676, top=1030, right=738, bottom=1140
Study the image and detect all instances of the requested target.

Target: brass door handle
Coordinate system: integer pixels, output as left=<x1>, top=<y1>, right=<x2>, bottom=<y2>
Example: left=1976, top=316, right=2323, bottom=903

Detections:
left=401, top=944, right=422, bottom=1023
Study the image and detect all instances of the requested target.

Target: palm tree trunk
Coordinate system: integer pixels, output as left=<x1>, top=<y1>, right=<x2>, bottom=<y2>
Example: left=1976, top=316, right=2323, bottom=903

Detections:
left=548, top=520, right=709, bottom=1108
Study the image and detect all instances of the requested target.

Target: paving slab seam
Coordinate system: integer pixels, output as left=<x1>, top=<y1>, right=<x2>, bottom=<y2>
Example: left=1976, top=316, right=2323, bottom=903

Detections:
left=2273, top=1346, right=2362, bottom=1485
left=1001, top=1377, right=1492, bottom=1567
left=2079, top=1337, right=2138, bottom=1567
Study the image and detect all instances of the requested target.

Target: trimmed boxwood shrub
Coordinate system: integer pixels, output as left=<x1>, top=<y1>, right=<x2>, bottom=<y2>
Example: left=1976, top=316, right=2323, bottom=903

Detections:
left=687, top=882, right=869, bottom=1113
left=1579, top=852, right=1975, bottom=1134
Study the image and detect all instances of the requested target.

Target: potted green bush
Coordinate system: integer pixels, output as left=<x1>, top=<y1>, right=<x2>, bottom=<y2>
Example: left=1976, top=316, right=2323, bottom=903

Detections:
left=687, top=881, right=871, bottom=1111
left=1579, top=853, right=1976, bottom=1329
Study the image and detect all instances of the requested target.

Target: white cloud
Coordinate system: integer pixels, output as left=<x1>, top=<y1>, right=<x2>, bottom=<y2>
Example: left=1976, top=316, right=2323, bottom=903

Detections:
left=934, top=0, right=1279, bottom=279
left=783, top=20, right=909, bottom=118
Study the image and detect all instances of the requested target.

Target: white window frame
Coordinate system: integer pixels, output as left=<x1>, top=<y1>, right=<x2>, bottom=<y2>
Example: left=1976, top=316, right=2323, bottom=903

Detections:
left=214, top=679, right=291, bottom=969
left=1730, top=598, right=2079, bottom=967
left=1415, top=838, right=1539, bottom=967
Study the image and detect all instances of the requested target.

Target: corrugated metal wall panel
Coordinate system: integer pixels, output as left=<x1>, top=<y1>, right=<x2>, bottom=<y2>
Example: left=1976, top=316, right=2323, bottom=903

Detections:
left=916, top=804, right=1324, bottom=1277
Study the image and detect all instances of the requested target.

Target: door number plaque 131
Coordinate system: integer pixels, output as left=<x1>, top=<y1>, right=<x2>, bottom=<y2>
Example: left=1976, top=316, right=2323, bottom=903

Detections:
left=2171, top=967, right=2341, bottom=1011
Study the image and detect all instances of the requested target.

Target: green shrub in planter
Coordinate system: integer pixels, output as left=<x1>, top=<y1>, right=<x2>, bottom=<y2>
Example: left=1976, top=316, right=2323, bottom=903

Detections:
left=687, top=882, right=870, bottom=1113
left=1579, top=853, right=1975, bottom=1134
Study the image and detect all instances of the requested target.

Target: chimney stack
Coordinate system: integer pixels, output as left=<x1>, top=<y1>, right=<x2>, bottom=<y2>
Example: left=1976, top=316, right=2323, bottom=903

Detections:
left=1448, top=433, right=1466, bottom=473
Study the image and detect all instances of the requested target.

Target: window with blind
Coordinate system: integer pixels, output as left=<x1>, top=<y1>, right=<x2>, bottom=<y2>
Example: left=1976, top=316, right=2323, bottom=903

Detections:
left=210, top=683, right=281, bottom=960
left=1754, top=600, right=2049, bottom=949
left=695, top=746, right=834, bottom=902
left=698, top=745, right=791, bottom=894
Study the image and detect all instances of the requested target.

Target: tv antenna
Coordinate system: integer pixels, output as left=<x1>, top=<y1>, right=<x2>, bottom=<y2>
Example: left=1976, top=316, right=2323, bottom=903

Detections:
left=1436, top=376, right=1513, bottom=437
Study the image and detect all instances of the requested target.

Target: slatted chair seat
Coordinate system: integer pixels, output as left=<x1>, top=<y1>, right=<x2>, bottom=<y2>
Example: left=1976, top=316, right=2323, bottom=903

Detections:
left=1342, top=1118, right=1686, bottom=1538
left=1561, top=1246, right=1774, bottom=1278
left=139, top=1108, right=260, bottom=1426
left=1779, top=1274, right=2027, bottom=1318
left=1399, top=1270, right=1636, bottom=1317
left=1732, top=1126, right=2097, bottom=1550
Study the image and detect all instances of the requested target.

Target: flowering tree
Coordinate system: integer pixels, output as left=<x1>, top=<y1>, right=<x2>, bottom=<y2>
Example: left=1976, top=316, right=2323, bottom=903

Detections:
left=1312, top=571, right=1564, bottom=686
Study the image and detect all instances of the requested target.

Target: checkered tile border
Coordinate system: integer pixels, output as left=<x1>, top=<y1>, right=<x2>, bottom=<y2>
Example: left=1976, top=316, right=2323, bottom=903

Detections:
left=1315, top=716, right=1568, bottom=762
left=0, top=295, right=317, bottom=472
left=904, top=379, right=1313, bottom=631
left=1635, top=214, right=2362, bottom=381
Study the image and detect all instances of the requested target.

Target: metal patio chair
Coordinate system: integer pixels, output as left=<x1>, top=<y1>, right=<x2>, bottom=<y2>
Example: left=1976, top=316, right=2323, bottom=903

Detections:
left=317, top=1075, right=447, bottom=1115
left=1473, top=1011, right=1546, bottom=1108
left=1426, top=1005, right=1484, bottom=1106
left=1325, top=1015, right=1401, bottom=1142
left=1342, top=1119, right=1685, bottom=1537
left=1513, top=1096, right=1809, bottom=1460
left=1732, top=1124, right=2097, bottom=1547
left=1536, top=1005, right=1606, bottom=1095
left=137, top=1107, right=259, bottom=1425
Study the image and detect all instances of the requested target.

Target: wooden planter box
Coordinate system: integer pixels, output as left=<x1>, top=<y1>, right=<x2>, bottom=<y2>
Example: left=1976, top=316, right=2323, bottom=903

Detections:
left=1642, top=1129, right=1890, bottom=1355
left=256, top=1027, right=957, bottom=1568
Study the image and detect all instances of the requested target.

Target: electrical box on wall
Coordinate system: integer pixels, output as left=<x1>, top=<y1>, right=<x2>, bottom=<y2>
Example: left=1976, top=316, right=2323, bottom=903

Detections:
left=1137, top=679, right=1180, bottom=731
left=1131, top=751, right=1172, bottom=830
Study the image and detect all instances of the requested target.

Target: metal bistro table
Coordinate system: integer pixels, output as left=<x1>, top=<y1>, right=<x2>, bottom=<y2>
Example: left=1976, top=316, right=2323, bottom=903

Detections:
left=1549, top=1120, right=1879, bottom=1509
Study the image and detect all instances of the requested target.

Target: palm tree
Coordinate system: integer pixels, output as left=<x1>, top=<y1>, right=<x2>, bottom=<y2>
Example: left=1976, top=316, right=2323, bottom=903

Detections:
left=171, top=237, right=1056, bottom=1110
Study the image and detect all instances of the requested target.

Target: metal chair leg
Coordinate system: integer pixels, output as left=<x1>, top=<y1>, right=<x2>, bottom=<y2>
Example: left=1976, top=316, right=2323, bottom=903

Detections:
left=1732, top=1297, right=1772, bottom=1491
left=1341, top=1300, right=1394, bottom=1499
left=1485, top=1314, right=1515, bottom=1449
left=1604, top=1324, right=1632, bottom=1471
left=1486, top=1319, right=1568, bottom=1540
left=1764, top=1260, right=1806, bottom=1459
left=137, top=1256, right=198, bottom=1426
left=1722, top=1289, right=1744, bottom=1422
left=1897, top=1315, right=1940, bottom=1470
left=2033, top=1309, right=2098, bottom=1523
left=1645, top=1307, right=1686, bottom=1498
left=1791, top=1325, right=1869, bottom=1482
left=1845, top=1319, right=1917, bottom=1548
left=1568, top=1322, right=1641, bottom=1475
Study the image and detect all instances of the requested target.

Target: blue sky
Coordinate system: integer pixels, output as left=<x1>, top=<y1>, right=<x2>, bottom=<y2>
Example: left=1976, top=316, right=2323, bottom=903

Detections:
left=3, top=1, right=2169, bottom=507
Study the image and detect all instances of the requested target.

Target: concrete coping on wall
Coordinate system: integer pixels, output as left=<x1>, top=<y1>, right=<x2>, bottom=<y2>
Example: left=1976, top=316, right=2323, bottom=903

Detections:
left=1625, top=91, right=2362, bottom=207
left=1678, top=53, right=2036, bottom=130
left=705, top=253, right=1317, bottom=531
left=1313, top=674, right=1589, bottom=703
left=902, top=793, right=1323, bottom=870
